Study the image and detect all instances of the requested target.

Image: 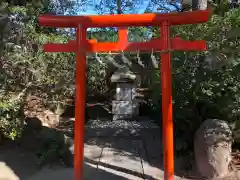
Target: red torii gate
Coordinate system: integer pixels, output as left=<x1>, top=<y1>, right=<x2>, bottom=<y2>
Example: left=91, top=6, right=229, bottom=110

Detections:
left=38, top=9, right=211, bottom=180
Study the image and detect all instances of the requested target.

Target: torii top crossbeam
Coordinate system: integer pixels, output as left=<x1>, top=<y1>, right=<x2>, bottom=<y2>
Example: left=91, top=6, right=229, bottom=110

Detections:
left=39, top=10, right=211, bottom=54
left=39, top=9, right=210, bottom=28
left=38, top=9, right=211, bottom=180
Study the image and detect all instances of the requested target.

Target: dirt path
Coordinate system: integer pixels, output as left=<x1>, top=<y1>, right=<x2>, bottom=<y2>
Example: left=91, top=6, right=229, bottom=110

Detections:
left=0, top=137, right=192, bottom=180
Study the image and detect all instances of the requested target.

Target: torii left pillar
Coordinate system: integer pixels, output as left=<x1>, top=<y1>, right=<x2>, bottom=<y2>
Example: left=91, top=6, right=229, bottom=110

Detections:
left=75, top=24, right=87, bottom=179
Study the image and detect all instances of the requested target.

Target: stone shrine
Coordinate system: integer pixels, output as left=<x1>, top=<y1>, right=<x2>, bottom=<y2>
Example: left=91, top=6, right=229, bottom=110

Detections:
left=111, top=67, right=139, bottom=120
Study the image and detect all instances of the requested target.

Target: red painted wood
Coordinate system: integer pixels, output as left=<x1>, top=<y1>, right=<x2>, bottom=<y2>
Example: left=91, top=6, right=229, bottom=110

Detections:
left=74, top=25, right=87, bottom=180
left=161, top=21, right=174, bottom=180
left=39, top=9, right=211, bottom=28
left=118, top=27, right=128, bottom=46
left=43, top=37, right=206, bottom=53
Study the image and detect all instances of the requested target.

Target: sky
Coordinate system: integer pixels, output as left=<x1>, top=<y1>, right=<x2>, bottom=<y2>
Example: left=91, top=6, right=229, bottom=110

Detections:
left=58, top=0, right=182, bottom=33
left=78, top=0, right=150, bottom=15
left=71, top=0, right=182, bottom=15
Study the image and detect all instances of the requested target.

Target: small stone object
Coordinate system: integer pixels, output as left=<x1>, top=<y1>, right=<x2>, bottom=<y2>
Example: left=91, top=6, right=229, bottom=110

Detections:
left=194, top=119, right=233, bottom=179
left=0, top=162, right=19, bottom=180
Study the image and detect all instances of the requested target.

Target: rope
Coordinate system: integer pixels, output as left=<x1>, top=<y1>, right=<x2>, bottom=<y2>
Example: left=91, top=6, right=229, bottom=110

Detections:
left=87, top=49, right=173, bottom=55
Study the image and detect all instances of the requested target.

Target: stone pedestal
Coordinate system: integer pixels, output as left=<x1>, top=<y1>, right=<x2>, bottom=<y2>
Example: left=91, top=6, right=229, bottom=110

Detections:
left=112, top=100, right=139, bottom=120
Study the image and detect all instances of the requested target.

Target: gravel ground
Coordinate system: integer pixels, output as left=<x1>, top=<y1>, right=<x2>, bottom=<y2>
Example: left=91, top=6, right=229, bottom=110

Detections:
left=85, top=119, right=160, bottom=129
left=58, top=117, right=162, bottom=139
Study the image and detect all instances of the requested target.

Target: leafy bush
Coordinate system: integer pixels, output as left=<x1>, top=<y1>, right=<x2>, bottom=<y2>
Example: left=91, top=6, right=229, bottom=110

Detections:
left=87, top=57, right=108, bottom=96
left=148, top=8, right=240, bottom=151
left=0, top=94, right=23, bottom=139
left=1, top=1, right=240, bottom=158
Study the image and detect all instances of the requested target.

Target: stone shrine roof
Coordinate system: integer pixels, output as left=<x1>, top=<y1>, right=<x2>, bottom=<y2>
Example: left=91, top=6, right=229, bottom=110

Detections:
left=111, top=67, right=136, bottom=83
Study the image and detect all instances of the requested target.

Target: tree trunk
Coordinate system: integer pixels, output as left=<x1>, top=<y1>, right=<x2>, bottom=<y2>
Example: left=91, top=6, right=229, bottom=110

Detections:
left=192, top=0, right=208, bottom=10
left=117, top=0, right=122, bottom=14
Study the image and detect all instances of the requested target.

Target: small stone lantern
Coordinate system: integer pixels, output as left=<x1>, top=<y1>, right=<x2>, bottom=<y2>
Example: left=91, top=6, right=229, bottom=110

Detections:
left=111, top=67, right=139, bottom=120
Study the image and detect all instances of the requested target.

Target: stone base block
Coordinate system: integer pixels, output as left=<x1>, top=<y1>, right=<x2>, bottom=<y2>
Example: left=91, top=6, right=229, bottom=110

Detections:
left=112, top=101, right=139, bottom=121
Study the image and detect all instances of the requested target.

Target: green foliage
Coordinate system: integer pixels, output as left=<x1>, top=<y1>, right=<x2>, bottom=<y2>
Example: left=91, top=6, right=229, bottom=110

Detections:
left=0, top=3, right=74, bottom=137
left=1, top=0, right=240, bottom=157
left=0, top=1, right=111, bottom=140
left=36, top=141, right=64, bottom=166
left=87, top=58, right=108, bottom=95
left=0, top=93, right=23, bottom=139
left=148, top=8, right=240, bottom=151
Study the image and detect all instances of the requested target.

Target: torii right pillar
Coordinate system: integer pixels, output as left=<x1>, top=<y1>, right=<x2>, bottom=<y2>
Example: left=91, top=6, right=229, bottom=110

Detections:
left=159, top=16, right=210, bottom=180
left=161, top=20, right=174, bottom=180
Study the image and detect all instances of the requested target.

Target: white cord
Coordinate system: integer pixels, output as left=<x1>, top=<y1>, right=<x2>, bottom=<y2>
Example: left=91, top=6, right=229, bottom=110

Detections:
left=95, top=52, right=103, bottom=64
left=121, top=51, right=132, bottom=66
left=151, top=49, right=159, bottom=68
left=106, top=54, right=123, bottom=68
left=136, top=50, right=144, bottom=67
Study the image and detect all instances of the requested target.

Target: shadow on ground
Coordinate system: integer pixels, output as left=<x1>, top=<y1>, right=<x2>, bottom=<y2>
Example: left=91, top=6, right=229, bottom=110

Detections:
left=0, top=148, right=131, bottom=180
left=62, top=102, right=112, bottom=121
left=0, top=126, right=143, bottom=180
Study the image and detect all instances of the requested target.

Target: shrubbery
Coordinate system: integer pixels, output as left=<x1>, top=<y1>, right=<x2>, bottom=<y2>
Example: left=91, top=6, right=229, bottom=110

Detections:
left=0, top=1, right=240, bottom=153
